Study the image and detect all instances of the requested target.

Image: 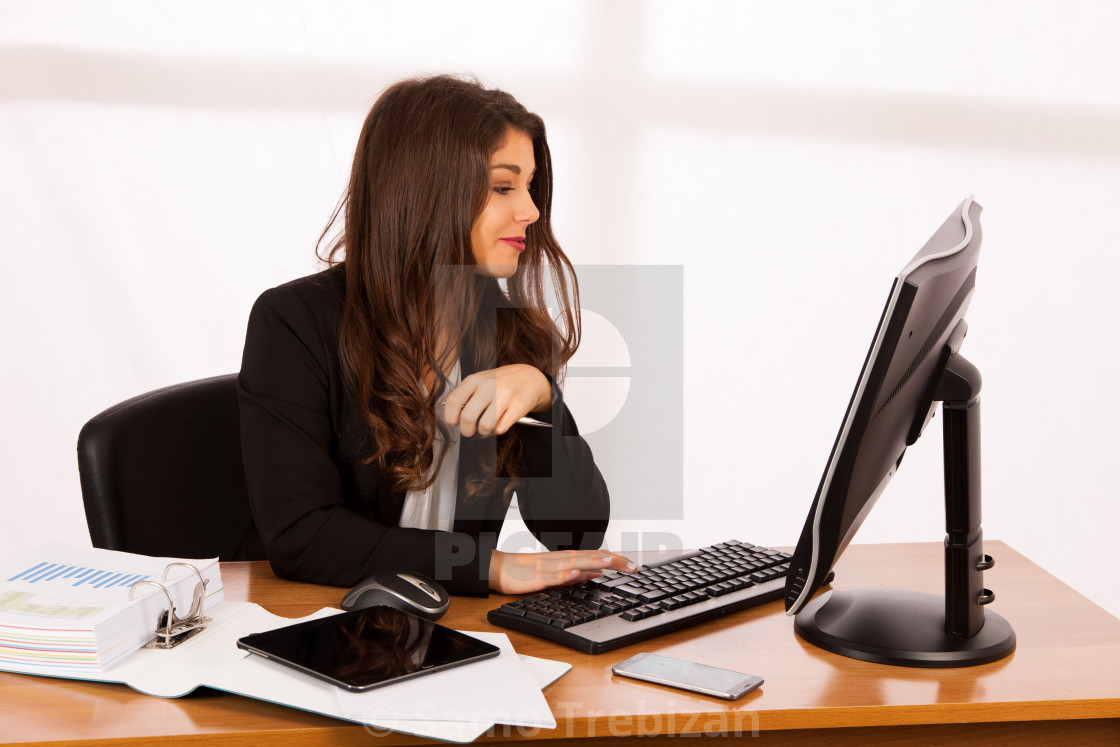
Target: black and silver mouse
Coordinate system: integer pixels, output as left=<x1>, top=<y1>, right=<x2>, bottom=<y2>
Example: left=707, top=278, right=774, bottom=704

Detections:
left=340, top=570, right=451, bottom=621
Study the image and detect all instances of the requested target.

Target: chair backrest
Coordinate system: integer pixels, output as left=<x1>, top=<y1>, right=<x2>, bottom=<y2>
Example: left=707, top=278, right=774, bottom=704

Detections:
left=77, top=374, right=264, bottom=561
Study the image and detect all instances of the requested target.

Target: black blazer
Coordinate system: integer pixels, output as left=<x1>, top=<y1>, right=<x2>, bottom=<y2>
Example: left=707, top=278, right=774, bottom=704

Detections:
left=237, top=264, right=609, bottom=595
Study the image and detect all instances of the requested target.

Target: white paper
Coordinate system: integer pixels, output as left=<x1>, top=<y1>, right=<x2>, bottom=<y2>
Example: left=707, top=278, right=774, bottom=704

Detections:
left=333, top=631, right=556, bottom=728
left=360, top=653, right=569, bottom=742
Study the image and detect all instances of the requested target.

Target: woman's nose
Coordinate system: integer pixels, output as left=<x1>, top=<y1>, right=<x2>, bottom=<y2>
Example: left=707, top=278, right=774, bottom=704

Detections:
left=517, top=192, right=540, bottom=225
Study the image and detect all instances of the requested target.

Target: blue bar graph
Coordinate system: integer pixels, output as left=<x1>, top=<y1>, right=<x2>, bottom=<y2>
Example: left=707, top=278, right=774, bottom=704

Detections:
left=7, top=562, right=151, bottom=588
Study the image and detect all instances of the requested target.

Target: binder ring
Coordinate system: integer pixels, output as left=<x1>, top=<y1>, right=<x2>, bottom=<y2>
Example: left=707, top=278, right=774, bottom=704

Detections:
left=128, top=563, right=212, bottom=649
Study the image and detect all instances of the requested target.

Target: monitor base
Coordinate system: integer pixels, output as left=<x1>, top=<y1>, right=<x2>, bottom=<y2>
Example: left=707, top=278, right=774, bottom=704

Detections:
left=794, top=589, right=1016, bottom=668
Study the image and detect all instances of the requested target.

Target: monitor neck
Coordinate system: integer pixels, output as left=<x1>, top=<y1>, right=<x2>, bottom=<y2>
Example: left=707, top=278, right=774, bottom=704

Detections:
left=936, top=352, right=992, bottom=638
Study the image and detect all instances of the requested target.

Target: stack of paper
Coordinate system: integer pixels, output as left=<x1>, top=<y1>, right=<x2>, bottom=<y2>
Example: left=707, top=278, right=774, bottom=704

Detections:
left=0, top=542, right=222, bottom=671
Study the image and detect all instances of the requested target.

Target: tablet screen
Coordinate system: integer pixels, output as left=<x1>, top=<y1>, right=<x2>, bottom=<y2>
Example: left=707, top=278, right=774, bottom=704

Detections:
left=237, top=607, right=500, bottom=691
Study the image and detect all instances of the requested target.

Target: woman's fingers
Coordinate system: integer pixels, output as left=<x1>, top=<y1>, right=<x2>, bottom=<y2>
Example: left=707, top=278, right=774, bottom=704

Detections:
left=444, top=371, right=500, bottom=437
left=489, top=550, right=640, bottom=595
left=443, top=372, right=485, bottom=434
left=456, top=376, right=492, bottom=434
left=443, top=365, right=549, bottom=438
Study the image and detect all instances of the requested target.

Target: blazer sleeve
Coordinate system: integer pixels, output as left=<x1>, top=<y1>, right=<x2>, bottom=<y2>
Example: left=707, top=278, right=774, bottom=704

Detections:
left=237, top=285, right=492, bottom=595
left=512, top=376, right=610, bottom=551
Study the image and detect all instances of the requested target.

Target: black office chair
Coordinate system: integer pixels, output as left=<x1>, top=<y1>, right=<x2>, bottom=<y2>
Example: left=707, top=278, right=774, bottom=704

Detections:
left=77, top=374, right=265, bottom=561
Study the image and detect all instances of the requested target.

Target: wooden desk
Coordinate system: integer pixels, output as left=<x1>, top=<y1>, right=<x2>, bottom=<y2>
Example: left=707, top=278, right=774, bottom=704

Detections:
left=3, top=541, right=1118, bottom=745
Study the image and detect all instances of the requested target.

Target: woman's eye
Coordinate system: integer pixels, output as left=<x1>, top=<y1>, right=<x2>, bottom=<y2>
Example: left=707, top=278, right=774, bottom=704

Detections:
left=493, top=186, right=514, bottom=195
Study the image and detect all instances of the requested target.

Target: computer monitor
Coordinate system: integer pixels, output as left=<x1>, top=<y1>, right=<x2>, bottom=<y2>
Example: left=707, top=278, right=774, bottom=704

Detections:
left=783, top=197, right=1016, bottom=667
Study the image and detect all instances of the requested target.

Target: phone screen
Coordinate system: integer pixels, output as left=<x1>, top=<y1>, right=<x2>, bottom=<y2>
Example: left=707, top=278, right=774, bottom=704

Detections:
left=238, top=607, right=499, bottom=691
left=612, top=653, right=763, bottom=699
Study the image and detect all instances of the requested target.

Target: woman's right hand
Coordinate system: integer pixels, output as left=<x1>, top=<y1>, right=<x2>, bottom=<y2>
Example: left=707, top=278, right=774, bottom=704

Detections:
left=444, top=364, right=551, bottom=438
left=488, top=549, right=638, bottom=595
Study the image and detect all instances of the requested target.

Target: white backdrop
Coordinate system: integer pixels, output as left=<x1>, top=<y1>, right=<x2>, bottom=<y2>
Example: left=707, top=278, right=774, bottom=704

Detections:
left=3, top=1, right=1118, bottom=618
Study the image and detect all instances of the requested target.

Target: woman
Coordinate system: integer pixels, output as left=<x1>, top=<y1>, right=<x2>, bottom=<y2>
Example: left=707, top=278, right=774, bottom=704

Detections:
left=238, top=75, right=633, bottom=596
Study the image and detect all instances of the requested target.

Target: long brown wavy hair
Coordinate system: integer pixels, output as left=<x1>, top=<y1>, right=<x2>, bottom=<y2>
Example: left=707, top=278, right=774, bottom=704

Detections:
left=317, top=75, right=581, bottom=502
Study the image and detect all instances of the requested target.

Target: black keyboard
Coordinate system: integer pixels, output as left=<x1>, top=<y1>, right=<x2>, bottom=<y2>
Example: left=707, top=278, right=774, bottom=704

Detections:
left=487, top=540, right=807, bottom=654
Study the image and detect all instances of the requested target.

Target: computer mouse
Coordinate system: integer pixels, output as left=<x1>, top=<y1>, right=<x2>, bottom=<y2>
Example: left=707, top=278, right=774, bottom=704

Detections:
left=340, top=570, right=451, bottom=621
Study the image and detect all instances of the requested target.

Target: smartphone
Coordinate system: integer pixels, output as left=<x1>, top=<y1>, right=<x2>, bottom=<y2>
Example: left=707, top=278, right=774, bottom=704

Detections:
left=237, top=607, right=499, bottom=692
left=612, top=652, right=763, bottom=700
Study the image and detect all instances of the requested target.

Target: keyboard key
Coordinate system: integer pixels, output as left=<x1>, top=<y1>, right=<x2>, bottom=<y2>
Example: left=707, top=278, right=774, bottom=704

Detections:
left=591, top=575, right=635, bottom=590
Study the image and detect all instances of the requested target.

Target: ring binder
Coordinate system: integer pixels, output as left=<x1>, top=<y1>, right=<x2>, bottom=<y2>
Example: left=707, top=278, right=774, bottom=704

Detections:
left=128, top=562, right=212, bottom=649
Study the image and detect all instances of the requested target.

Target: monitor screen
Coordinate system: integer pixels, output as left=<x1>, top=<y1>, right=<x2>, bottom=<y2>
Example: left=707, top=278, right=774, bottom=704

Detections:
left=785, top=197, right=982, bottom=615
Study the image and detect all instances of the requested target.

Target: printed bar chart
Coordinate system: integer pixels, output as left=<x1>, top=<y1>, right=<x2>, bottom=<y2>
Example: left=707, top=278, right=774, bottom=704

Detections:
left=8, top=562, right=151, bottom=588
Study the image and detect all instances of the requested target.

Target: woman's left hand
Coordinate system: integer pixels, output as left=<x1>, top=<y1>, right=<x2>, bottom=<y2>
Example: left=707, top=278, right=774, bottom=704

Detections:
left=489, top=549, right=638, bottom=594
left=443, top=364, right=551, bottom=437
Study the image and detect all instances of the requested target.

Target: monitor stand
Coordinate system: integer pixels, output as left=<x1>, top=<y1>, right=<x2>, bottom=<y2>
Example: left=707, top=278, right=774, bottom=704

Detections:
left=794, top=353, right=1017, bottom=667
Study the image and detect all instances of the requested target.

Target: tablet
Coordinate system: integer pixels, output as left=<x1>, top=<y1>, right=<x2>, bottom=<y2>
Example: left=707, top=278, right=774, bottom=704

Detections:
left=237, top=606, right=500, bottom=692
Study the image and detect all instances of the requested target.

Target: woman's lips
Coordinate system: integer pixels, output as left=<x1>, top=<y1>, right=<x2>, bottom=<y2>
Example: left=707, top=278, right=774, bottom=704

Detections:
left=500, top=237, right=526, bottom=252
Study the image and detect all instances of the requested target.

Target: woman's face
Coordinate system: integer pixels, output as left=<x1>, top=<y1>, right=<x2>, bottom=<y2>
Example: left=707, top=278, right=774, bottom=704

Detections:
left=470, top=129, right=540, bottom=278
